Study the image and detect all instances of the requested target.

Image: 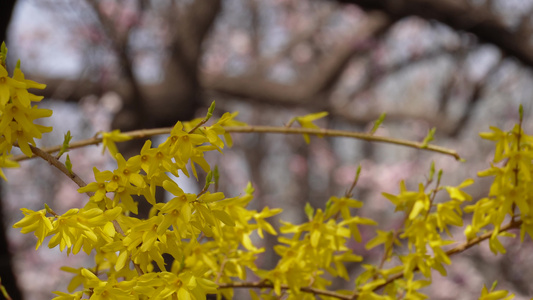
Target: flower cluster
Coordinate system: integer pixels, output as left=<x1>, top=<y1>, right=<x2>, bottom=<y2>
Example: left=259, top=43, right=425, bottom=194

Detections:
left=255, top=198, right=375, bottom=299
left=14, top=110, right=286, bottom=299
left=0, top=43, right=52, bottom=161
left=359, top=167, right=474, bottom=298
left=9, top=39, right=527, bottom=300
left=465, top=120, right=533, bottom=253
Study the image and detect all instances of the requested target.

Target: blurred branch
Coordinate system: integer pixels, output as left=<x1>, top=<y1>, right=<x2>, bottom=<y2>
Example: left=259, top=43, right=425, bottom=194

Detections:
left=437, top=48, right=470, bottom=114
left=338, top=0, right=533, bottom=68
left=347, top=43, right=466, bottom=103
left=448, top=56, right=504, bottom=137
left=255, top=4, right=335, bottom=72
left=202, top=12, right=391, bottom=105
left=85, top=0, right=146, bottom=125
left=247, top=0, right=261, bottom=59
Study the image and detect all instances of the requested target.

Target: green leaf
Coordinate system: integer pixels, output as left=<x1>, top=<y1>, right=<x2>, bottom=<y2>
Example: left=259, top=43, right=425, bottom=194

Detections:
left=428, top=161, right=435, bottom=182
left=305, top=202, right=314, bottom=220
left=0, top=42, right=6, bottom=66
left=65, top=154, right=73, bottom=175
left=421, top=127, right=436, bottom=148
left=325, top=198, right=333, bottom=214
left=206, top=101, right=216, bottom=121
left=370, top=113, right=386, bottom=134
left=204, top=171, right=213, bottom=190
left=355, top=164, right=362, bottom=182
left=57, top=131, right=73, bottom=159
left=245, top=182, right=254, bottom=194
left=213, top=165, right=220, bottom=189
left=490, top=280, right=498, bottom=291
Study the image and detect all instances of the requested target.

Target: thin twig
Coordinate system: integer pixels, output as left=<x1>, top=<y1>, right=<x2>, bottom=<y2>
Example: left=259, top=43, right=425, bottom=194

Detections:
left=14, top=125, right=461, bottom=162
left=218, top=281, right=351, bottom=300
left=223, top=126, right=461, bottom=160
left=28, top=145, right=90, bottom=194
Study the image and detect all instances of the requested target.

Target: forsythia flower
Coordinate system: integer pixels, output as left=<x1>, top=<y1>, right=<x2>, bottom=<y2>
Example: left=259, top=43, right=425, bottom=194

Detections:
left=0, top=60, right=51, bottom=159
left=0, top=155, right=18, bottom=180
left=479, top=282, right=514, bottom=300
left=12, top=208, right=53, bottom=249
left=101, top=129, right=132, bottom=157
left=292, top=111, right=328, bottom=143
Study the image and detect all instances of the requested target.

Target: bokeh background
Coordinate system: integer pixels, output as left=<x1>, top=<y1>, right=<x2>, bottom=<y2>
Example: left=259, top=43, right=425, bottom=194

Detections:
left=1, top=0, right=533, bottom=299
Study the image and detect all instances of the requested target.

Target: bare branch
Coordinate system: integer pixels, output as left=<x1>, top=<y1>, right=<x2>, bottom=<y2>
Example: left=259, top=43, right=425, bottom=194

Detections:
left=201, top=12, right=390, bottom=105
left=338, top=0, right=533, bottom=68
left=13, top=124, right=462, bottom=163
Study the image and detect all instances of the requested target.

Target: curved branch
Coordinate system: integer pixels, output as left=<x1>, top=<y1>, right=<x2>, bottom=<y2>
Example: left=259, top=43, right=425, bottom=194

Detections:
left=337, top=0, right=533, bottom=68
left=13, top=124, right=462, bottom=162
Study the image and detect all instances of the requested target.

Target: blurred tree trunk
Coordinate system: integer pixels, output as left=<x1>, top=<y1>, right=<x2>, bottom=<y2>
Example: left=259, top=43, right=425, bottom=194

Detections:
left=0, top=186, right=23, bottom=300
left=1, top=2, right=24, bottom=300
left=0, top=0, right=16, bottom=44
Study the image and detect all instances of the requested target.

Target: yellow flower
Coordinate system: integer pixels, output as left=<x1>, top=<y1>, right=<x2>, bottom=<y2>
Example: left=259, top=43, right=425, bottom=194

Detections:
left=0, top=64, right=25, bottom=106
left=12, top=65, right=45, bottom=107
left=0, top=102, right=52, bottom=156
left=12, top=208, right=53, bottom=249
left=101, top=129, right=132, bottom=156
left=0, top=155, right=19, bottom=180
left=253, top=207, right=282, bottom=238
left=479, top=281, right=515, bottom=300
left=292, top=111, right=328, bottom=143
left=51, top=291, right=83, bottom=300
left=325, top=196, right=363, bottom=220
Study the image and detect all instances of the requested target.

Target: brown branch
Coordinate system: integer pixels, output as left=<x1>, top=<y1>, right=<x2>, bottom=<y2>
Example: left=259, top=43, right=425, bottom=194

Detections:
left=218, top=281, right=351, bottom=300
left=224, top=126, right=461, bottom=160
left=14, top=125, right=461, bottom=162
left=28, top=144, right=90, bottom=193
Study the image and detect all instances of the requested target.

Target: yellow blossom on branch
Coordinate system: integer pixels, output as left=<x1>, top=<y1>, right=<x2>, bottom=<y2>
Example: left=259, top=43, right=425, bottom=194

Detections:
left=101, top=129, right=133, bottom=157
